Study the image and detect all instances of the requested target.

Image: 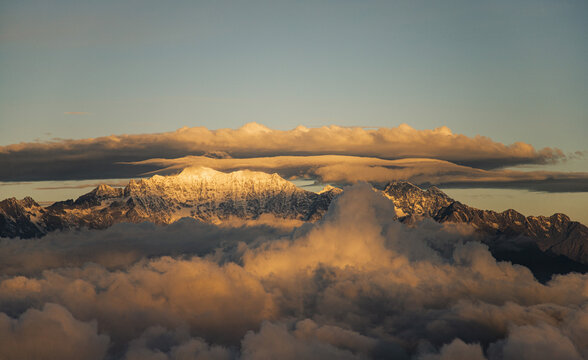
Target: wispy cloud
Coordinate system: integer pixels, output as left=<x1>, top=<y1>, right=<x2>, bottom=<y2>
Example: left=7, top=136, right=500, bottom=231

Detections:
left=0, top=181, right=33, bottom=186
left=34, top=180, right=127, bottom=191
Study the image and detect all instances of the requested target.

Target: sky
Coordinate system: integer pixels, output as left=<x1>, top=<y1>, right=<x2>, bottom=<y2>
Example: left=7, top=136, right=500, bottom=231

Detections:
left=0, top=0, right=587, bottom=221
left=1, top=0, right=587, bottom=148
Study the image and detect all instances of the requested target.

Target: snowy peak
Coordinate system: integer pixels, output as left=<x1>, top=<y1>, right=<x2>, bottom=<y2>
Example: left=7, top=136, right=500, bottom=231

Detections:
left=94, top=184, right=121, bottom=197
left=124, top=167, right=302, bottom=203
left=382, top=181, right=454, bottom=218
left=74, top=183, right=124, bottom=207
left=319, top=185, right=343, bottom=195
left=21, top=168, right=335, bottom=230
left=174, top=166, right=293, bottom=185
left=176, top=166, right=228, bottom=179
left=88, top=184, right=123, bottom=199
left=0, top=196, right=40, bottom=210
left=117, top=167, right=315, bottom=224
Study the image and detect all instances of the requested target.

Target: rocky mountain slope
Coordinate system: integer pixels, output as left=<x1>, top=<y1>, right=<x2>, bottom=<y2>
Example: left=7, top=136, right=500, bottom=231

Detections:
left=0, top=168, right=341, bottom=238
left=382, top=181, right=588, bottom=264
left=1, top=169, right=586, bottom=268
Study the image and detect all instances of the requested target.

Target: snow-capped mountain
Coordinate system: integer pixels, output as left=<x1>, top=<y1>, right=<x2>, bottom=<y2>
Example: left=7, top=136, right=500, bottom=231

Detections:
left=1, top=169, right=586, bottom=268
left=0, top=167, right=341, bottom=238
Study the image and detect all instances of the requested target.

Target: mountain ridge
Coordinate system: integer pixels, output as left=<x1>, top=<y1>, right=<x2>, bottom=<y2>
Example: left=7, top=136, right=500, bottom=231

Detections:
left=0, top=167, right=339, bottom=237
left=1, top=168, right=586, bottom=267
left=382, top=181, right=588, bottom=264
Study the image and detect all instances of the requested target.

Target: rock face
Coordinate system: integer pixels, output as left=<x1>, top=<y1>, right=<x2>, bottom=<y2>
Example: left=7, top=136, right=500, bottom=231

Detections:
left=0, top=197, right=46, bottom=238
left=0, top=168, right=340, bottom=237
left=382, top=182, right=588, bottom=264
left=0, top=171, right=586, bottom=266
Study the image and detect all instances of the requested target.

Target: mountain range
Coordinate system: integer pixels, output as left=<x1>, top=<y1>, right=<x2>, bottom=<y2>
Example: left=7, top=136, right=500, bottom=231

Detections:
left=1, top=167, right=587, bottom=277
left=382, top=181, right=588, bottom=263
left=0, top=168, right=341, bottom=238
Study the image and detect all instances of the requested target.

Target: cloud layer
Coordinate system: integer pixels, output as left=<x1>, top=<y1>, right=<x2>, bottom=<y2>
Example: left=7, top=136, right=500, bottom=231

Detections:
left=129, top=155, right=588, bottom=192
left=0, top=123, right=566, bottom=181
left=1, top=185, right=587, bottom=359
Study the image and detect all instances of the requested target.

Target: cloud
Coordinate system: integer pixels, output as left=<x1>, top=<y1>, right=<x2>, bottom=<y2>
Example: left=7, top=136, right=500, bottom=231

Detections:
left=0, top=303, right=109, bottom=360
left=34, top=180, right=129, bottom=190
left=0, top=123, right=566, bottom=181
left=418, top=339, right=486, bottom=360
left=129, top=155, right=588, bottom=193
left=0, top=218, right=293, bottom=276
left=1, top=185, right=588, bottom=359
left=488, top=323, right=584, bottom=360
left=0, top=257, right=276, bottom=346
left=124, top=326, right=233, bottom=360
left=240, top=320, right=381, bottom=360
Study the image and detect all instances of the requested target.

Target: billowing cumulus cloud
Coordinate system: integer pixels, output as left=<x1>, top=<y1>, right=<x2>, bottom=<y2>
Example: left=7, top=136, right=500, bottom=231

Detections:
left=491, top=323, right=583, bottom=360
left=0, top=303, right=110, bottom=360
left=240, top=320, right=381, bottom=360
left=0, top=123, right=566, bottom=181
left=124, top=326, right=233, bottom=360
left=418, top=339, right=486, bottom=360
left=1, top=185, right=587, bottom=359
left=0, top=218, right=293, bottom=276
left=129, top=155, right=588, bottom=192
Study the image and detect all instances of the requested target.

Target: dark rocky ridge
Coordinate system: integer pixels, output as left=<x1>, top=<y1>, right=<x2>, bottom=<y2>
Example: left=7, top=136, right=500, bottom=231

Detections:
left=382, top=182, right=588, bottom=266
left=0, top=197, right=46, bottom=238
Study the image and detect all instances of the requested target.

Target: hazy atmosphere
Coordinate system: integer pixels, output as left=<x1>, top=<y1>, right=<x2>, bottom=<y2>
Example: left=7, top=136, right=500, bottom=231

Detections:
left=1, top=1, right=587, bottom=359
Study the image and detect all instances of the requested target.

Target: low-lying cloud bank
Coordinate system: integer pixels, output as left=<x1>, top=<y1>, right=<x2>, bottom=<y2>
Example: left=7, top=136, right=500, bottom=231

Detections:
left=130, top=155, right=588, bottom=192
left=1, top=185, right=587, bottom=359
left=0, top=218, right=294, bottom=277
left=0, top=123, right=566, bottom=181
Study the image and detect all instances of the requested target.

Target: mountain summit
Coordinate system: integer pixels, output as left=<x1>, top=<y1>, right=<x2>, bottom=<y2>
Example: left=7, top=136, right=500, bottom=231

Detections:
left=0, top=168, right=338, bottom=237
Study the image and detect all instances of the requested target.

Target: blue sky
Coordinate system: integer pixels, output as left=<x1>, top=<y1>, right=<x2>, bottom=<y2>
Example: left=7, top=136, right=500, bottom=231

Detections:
left=1, top=0, right=586, bottom=150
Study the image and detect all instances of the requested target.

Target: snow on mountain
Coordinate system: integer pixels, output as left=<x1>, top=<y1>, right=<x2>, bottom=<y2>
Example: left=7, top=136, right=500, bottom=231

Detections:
left=118, top=167, right=328, bottom=223
left=0, top=168, right=339, bottom=237
left=381, top=182, right=453, bottom=219
left=125, top=167, right=303, bottom=205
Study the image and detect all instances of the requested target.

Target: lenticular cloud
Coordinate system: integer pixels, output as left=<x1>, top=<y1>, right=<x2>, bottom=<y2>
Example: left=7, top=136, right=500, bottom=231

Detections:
left=129, top=154, right=588, bottom=192
left=1, top=184, right=587, bottom=359
left=0, top=123, right=566, bottom=181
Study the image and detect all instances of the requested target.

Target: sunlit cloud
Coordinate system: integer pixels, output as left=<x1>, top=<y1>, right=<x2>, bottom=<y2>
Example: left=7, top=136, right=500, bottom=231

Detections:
left=128, top=155, right=588, bottom=193
left=1, top=185, right=587, bottom=358
left=0, top=123, right=567, bottom=181
left=34, top=180, right=128, bottom=191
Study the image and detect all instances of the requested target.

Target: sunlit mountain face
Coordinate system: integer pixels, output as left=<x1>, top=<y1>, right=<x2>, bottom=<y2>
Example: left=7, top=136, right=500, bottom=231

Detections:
left=1, top=122, right=587, bottom=360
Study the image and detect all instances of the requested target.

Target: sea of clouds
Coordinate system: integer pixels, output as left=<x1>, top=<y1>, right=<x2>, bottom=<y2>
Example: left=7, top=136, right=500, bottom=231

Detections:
left=1, top=184, right=587, bottom=359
